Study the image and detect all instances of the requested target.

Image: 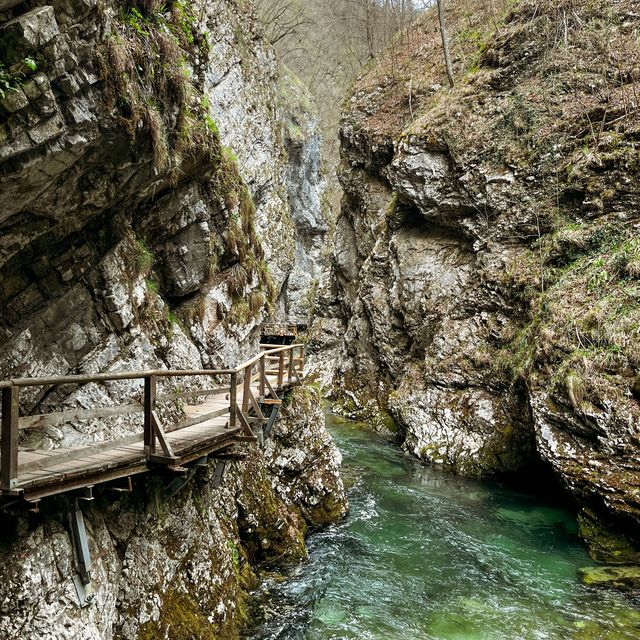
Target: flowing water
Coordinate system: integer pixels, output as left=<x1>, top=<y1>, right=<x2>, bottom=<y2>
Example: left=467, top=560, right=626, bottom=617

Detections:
left=247, top=412, right=640, bottom=640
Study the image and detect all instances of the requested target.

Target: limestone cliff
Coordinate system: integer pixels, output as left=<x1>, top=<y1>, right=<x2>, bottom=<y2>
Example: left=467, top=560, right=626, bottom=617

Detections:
left=0, top=385, right=346, bottom=639
left=0, top=0, right=344, bottom=637
left=313, top=0, right=640, bottom=563
left=277, top=69, right=327, bottom=326
left=0, top=0, right=324, bottom=398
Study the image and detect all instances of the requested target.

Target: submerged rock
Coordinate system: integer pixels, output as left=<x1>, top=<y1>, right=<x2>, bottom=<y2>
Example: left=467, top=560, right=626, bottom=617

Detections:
left=578, top=566, right=640, bottom=592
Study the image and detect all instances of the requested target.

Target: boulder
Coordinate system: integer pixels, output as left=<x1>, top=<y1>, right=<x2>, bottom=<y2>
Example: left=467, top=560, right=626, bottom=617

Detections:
left=0, top=6, right=59, bottom=63
left=578, top=566, right=640, bottom=592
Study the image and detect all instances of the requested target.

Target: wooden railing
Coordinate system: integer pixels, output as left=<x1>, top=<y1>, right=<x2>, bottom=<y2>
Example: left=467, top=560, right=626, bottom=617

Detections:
left=261, top=322, right=301, bottom=337
left=0, top=343, right=305, bottom=492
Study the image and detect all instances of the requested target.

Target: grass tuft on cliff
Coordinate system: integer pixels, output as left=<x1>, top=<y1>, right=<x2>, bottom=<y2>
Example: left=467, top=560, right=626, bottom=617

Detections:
left=95, top=0, right=279, bottom=332
left=101, top=0, right=216, bottom=173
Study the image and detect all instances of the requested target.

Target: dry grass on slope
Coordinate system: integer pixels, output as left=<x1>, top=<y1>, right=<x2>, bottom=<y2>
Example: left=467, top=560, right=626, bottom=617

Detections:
left=350, top=0, right=640, bottom=173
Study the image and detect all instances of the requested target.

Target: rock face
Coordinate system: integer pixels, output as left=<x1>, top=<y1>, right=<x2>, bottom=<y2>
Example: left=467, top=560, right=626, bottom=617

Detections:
left=0, top=0, right=343, bottom=636
left=313, top=0, right=640, bottom=561
left=0, top=0, right=325, bottom=396
left=266, top=385, right=346, bottom=526
left=277, top=70, right=328, bottom=325
left=0, top=0, right=326, bottom=434
left=0, top=386, right=346, bottom=640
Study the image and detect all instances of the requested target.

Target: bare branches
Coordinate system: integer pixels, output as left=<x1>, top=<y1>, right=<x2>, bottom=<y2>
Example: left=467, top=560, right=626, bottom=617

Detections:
left=254, top=0, right=311, bottom=46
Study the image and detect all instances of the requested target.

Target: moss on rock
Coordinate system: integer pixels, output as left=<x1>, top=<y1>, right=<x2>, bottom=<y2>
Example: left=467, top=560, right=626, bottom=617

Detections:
left=577, top=565, right=640, bottom=591
left=578, top=509, right=640, bottom=565
left=138, top=589, right=221, bottom=640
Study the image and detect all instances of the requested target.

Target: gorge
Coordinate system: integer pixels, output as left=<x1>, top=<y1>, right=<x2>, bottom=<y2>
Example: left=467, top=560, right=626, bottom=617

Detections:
left=0, top=0, right=639, bottom=638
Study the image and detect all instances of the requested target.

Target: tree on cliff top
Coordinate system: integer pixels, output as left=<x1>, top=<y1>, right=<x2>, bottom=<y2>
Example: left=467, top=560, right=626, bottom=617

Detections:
left=436, top=0, right=455, bottom=87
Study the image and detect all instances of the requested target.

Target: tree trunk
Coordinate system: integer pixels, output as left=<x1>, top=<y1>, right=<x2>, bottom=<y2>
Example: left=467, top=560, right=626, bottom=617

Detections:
left=437, top=0, right=455, bottom=88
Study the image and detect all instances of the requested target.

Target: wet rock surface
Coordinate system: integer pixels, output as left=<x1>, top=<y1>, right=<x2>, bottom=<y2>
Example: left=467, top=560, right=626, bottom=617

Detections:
left=578, top=565, right=640, bottom=592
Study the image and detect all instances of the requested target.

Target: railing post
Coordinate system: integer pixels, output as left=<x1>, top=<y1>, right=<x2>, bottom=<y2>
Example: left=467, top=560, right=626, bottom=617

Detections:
left=242, top=364, right=251, bottom=414
left=288, top=346, right=294, bottom=384
left=144, top=375, right=156, bottom=456
left=229, top=372, right=237, bottom=429
left=277, top=352, right=284, bottom=389
left=259, top=354, right=266, bottom=401
left=1, top=386, right=19, bottom=491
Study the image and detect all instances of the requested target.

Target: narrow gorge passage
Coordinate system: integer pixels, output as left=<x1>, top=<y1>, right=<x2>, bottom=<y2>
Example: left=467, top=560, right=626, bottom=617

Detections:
left=2, top=0, right=640, bottom=637
left=247, top=411, right=640, bottom=640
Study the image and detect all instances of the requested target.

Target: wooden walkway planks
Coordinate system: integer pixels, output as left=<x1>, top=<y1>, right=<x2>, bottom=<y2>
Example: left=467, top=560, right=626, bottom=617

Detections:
left=0, top=344, right=305, bottom=505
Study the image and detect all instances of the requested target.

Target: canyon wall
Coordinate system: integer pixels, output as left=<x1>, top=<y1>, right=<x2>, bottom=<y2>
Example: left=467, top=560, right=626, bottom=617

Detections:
left=0, top=0, right=343, bottom=637
left=313, top=0, right=640, bottom=563
left=0, top=0, right=321, bottom=397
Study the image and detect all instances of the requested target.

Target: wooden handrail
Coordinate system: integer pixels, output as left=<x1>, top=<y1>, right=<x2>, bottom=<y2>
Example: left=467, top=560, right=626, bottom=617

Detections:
left=236, top=351, right=267, bottom=371
left=258, top=344, right=297, bottom=354
left=0, top=369, right=236, bottom=389
left=0, top=345, right=301, bottom=390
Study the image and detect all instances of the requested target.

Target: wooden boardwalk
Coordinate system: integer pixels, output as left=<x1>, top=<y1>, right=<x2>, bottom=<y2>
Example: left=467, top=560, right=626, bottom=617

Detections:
left=0, top=344, right=304, bottom=507
left=261, top=322, right=306, bottom=344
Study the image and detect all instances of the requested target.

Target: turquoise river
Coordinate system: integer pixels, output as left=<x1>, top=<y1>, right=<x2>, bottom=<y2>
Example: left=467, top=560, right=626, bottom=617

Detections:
left=246, top=412, right=640, bottom=639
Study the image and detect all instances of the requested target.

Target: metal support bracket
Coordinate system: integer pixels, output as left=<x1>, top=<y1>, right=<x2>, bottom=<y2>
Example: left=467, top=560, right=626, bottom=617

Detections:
left=71, top=486, right=94, bottom=501
left=162, top=468, right=196, bottom=499
left=105, top=477, right=133, bottom=494
left=263, top=403, right=281, bottom=440
left=211, top=460, right=227, bottom=488
left=69, top=505, right=95, bottom=607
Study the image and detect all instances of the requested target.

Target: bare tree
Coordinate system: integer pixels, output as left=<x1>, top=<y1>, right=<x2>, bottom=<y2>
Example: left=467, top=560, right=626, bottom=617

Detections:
left=255, top=0, right=310, bottom=46
left=255, top=0, right=428, bottom=217
left=437, top=0, right=455, bottom=87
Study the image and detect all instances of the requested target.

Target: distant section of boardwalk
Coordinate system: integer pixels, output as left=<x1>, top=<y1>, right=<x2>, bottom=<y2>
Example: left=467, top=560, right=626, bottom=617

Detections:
left=261, top=322, right=306, bottom=344
left=0, top=344, right=305, bottom=508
